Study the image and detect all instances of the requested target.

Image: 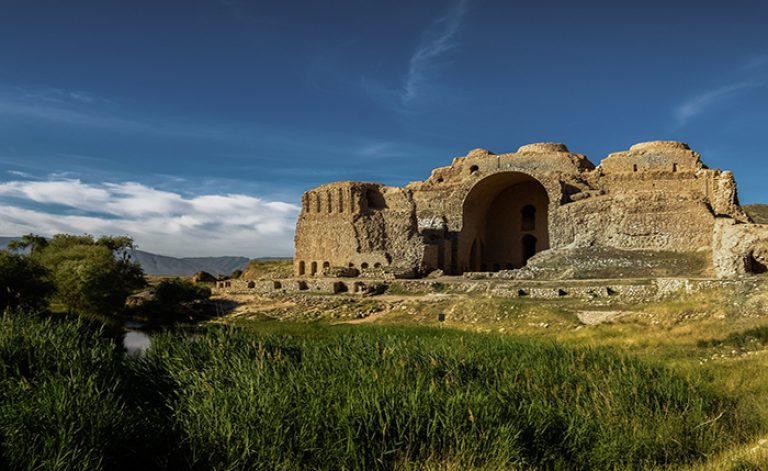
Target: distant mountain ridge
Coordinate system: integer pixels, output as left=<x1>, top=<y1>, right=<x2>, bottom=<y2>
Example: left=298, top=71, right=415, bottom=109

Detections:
left=0, top=237, right=251, bottom=276
left=128, top=250, right=250, bottom=276
left=744, top=204, right=768, bottom=225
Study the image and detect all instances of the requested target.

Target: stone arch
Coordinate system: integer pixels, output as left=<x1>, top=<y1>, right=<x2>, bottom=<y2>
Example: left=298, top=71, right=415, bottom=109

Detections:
left=457, top=172, right=550, bottom=273
left=310, top=261, right=317, bottom=276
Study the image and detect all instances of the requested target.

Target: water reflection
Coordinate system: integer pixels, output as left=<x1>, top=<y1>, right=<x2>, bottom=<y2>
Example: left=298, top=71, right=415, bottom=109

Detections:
left=123, top=322, right=151, bottom=355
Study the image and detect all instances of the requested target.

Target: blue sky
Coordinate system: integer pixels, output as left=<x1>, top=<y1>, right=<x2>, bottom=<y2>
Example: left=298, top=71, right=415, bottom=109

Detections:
left=0, top=0, right=766, bottom=256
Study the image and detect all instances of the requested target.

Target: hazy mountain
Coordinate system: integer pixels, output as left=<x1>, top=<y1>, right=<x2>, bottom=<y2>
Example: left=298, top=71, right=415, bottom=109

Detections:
left=0, top=237, right=250, bottom=276
left=128, top=250, right=250, bottom=276
left=0, top=237, right=17, bottom=249
left=744, top=204, right=768, bottom=225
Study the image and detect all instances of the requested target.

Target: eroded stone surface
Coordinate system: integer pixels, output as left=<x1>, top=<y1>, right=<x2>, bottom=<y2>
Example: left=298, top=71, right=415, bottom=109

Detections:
left=294, top=141, right=768, bottom=279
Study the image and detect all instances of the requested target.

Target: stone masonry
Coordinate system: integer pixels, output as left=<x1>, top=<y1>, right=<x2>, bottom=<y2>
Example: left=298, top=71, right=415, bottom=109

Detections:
left=294, top=141, right=768, bottom=279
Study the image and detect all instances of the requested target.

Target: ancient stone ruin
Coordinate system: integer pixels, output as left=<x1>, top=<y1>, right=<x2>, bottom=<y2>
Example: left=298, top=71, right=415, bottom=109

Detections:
left=294, top=141, right=768, bottom=280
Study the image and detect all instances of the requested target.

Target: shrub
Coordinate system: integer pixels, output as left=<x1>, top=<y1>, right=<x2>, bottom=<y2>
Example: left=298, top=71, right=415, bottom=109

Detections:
left=0, top=251, right=54, bottom=312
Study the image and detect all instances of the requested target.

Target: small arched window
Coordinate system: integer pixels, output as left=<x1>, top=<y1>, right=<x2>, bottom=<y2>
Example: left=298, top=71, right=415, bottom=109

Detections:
left=469, top=165, right=479, bottom=174
left=310, top=261, right=317, bottom=275
left=361, top=262, right=369, bottom=269
left=323, top=261, right=330, bottom=271
left=521, top=205, right=536, bottom=231
left=298, top=261, right=306, bottom=276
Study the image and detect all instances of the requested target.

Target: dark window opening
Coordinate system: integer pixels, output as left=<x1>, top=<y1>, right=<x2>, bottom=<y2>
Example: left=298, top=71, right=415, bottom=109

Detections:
left=748, top=254, right=768, bottom=274
left=310, top=261, right=317, bottom=275
left=361, top=262, right=369, bottom=269
left=521, top=205, right=536, bottom=231
left=365, top=189, right=386, bottom=211
left=273, top=281, right=282, bottom=289
left=373, top=262, right=381, bottom=268
left=298, top=261, right=305, bottom=276
left=672, top=163, right=678, bottom=172
left=633, top=164, right=638, bottom=172
left=522, top=235, right=537, bottom=265
left=469, top=165, right=479, bottom=174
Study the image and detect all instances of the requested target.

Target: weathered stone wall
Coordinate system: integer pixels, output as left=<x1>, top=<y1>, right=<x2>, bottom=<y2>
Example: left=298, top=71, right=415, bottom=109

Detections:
left=294, top=141, right=755, bottom=278
left=712, top=219, right=768, bottom=277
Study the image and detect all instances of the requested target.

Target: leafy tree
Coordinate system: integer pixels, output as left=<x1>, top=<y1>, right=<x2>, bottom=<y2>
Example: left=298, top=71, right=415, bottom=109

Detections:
left=0, top=251, right=54, bottom=312
left=27, top=234, right=146, bottom=315
left=7, top=233, right=48, bottom=255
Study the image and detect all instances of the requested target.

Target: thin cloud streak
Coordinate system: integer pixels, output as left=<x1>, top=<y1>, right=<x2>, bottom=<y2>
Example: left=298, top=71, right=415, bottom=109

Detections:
left=361, top=0, right=468, bottom=113
left=402, top=0, right=468, bottom=106
left=675, top=80, right=764, bottom=126
left=0, top=178, right=299, bottom=257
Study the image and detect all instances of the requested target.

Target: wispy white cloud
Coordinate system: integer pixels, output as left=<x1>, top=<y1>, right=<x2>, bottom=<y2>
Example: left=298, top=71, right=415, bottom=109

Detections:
left=363, top=0, right=468, bottom=112
left=402, top=0, right=468, bottom=106
left=0, top=85, right=248, bottom=140
left=6, top=170, right=32, bottom=178
left=0, top=178, right=299, bottom=257
left=675, top=80, right=764, bottom=126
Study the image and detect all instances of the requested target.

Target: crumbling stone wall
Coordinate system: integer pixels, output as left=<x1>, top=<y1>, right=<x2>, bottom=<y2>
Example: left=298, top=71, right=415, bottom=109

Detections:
left=294, top=141, right=758, bottom=278
left=713, top=219, right=768, bottom=277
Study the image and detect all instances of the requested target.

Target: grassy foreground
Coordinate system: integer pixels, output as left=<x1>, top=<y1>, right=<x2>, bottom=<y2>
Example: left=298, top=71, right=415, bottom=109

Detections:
left=0, top=311, right=759, bottom=470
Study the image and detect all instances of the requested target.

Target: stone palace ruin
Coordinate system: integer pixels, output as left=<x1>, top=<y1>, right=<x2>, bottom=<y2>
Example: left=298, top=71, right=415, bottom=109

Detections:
left=294, top=141, right=768, bottom=280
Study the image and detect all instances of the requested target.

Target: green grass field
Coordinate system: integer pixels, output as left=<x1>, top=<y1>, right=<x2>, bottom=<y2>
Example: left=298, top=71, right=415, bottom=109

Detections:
left=1, top=307, right=767, bottom=470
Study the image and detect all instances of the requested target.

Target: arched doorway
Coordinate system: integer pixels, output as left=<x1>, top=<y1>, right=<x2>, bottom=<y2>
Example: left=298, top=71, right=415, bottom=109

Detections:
left=459, top=172, right=549, bottom=273
left=522, top=234, right=537, bottom=264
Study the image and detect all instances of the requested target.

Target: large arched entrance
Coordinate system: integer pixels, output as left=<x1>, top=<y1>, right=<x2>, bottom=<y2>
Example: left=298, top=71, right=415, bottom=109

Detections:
left=458, top=172, right=549, bottom=273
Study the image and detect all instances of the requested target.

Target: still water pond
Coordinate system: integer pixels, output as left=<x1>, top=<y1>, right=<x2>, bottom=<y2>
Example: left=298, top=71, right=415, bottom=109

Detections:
left=122, top=320, right=151, bottom=355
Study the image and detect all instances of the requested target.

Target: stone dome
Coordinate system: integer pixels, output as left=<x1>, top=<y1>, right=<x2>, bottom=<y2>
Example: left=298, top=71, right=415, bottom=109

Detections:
left=467, top=148, right=494, bottom=157
left=517, top=143, right=569, bottom=153
left=629, top=141, right=691, bottom=152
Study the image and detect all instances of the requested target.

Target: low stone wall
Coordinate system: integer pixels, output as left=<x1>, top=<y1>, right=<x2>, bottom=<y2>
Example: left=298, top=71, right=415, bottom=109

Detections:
left=214, top=276, right=762, bottom=302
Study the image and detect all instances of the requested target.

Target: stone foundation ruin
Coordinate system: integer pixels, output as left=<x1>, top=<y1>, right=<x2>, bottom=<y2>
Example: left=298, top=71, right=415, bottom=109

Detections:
left=294, top=141, right=768, bottom=279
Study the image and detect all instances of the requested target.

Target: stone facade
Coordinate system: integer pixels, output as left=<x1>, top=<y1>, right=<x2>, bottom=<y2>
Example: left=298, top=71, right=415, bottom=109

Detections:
left=294, top=141, right=768, bottom=279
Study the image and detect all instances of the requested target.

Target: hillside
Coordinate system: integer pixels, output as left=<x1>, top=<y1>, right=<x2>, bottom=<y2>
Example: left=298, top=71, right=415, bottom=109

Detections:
left=744, top=204, right=768, bottom=224
left=240, top=258, right=293, bottom=279
left=0, top=237, right=250, bottom=276
left=129, top=250, right=250, bottom=276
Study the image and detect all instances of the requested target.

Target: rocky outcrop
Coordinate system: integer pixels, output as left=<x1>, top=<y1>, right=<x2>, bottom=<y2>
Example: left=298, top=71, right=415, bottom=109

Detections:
left=713, top=219, right=768, bottom=277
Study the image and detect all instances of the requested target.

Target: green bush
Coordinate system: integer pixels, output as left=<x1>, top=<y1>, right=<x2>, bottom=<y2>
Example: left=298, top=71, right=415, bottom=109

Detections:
left=142, top=278, right=211, bottom=322
left=0, top=251, right=54, bottom=312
